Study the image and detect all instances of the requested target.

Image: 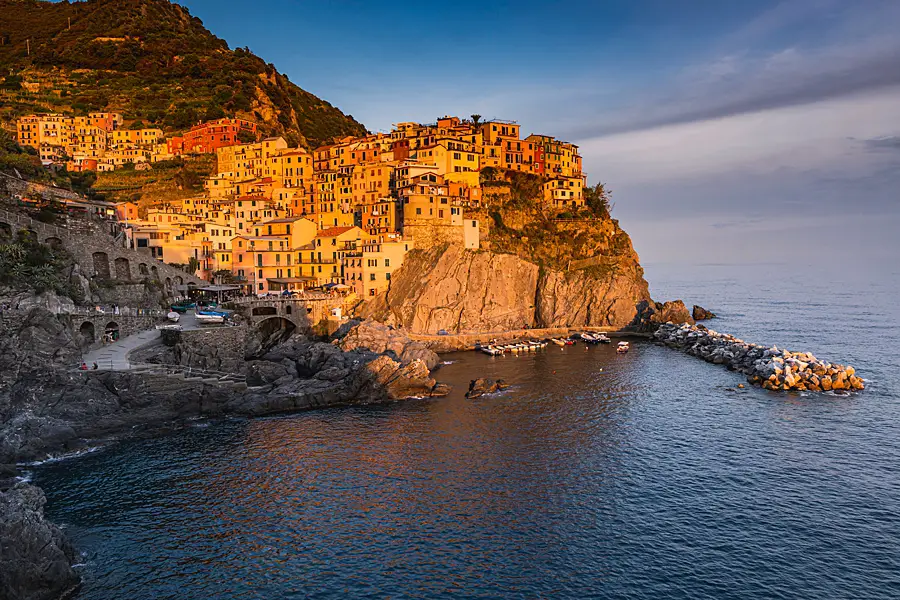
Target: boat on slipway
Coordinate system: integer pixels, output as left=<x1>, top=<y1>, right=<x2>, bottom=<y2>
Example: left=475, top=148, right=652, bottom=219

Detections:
left=195, top=310, right=227, bottom=325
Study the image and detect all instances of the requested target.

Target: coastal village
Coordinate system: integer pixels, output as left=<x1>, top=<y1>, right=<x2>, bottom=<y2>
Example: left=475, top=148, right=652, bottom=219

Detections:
left=13, top=113, right=587, bottom=297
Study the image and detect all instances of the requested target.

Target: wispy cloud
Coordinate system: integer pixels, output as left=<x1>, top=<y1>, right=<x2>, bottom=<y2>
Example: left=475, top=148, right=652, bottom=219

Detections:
left=567, top=1, right=900, bottom=140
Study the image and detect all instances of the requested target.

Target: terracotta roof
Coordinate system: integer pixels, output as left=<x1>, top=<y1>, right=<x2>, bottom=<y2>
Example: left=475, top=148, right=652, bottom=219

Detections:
left=317, top=226, right=357, bottom=238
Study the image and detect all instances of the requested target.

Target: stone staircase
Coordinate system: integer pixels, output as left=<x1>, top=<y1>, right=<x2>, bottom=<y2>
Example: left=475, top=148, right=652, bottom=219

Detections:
left=129, top=363, right=248, bottom=391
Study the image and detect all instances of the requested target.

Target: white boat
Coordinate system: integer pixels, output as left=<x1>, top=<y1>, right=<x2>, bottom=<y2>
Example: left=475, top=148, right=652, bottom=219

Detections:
left=580, top=332, right=601, bottom=343
left=480, top=346, right=503, bottom=356
left=617, top=341, right=630, bottom=354
left=166, top=311, right=180, bottom=323
left=195, top=313, right=225, bottom=324
left=596, top=334, right=611, bottom=343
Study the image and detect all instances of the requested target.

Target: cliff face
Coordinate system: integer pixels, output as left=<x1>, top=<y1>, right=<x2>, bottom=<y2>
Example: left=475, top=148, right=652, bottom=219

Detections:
left=362, top=242, right=652, bottom=334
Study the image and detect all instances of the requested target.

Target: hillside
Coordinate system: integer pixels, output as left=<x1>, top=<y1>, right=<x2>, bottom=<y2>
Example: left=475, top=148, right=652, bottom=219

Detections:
left=0, top=0, right=367, bottom=148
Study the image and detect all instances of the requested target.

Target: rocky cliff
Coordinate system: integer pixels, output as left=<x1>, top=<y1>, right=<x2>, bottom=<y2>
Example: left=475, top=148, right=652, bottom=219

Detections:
left=361, top=244, right=652, bottom=334
left=0, top=484, right=79, bottom=600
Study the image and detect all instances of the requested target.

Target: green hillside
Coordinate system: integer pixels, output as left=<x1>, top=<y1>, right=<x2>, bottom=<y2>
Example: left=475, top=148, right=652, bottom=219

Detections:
left=0, top=0, right=367, bottom=148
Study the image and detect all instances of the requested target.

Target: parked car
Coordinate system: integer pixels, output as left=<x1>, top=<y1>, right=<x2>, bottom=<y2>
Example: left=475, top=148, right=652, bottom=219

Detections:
left=437, top=329, right=450, bottom=336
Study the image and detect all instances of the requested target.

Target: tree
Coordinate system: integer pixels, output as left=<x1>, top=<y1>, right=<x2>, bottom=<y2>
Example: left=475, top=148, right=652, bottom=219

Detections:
left=187, top=256, right=200, bottom=274
left=585, top=182, right=613, bottom=218
left=470, top=114, right=482, bottom=126
left=237, top=129, right=258, bottom=144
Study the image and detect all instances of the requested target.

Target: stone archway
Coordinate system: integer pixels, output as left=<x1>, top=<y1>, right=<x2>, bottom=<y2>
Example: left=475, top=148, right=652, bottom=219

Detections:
left=92, top=252, right=111, bottom=278
left=252, top=306, right=278, bottom=316
left=78, top=321, right=95, bottom=346
left=114, top=257, right=131, bottom=280
left=165, top=277, right=172, bottom=291
left=255, top=317, right=297, bottom=352
left=44, top=236, right=63, bottom=250
left=104, top=321, right=120, bottom=343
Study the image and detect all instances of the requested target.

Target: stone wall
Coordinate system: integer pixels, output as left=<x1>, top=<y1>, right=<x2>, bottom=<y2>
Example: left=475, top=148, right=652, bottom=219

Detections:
left=0, top=207, right=203, bottom=304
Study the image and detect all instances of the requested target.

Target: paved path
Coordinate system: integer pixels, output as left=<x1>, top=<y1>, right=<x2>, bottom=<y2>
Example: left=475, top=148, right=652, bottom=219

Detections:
left=83, top=311, right=202, bottom=370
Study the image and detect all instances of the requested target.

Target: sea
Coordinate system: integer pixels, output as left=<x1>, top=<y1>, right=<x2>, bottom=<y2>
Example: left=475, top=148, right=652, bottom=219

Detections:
left=30, top=262, right=900, bottom=599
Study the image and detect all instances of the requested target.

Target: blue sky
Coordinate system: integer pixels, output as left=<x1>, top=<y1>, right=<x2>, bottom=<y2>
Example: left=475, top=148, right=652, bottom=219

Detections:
left=178, top=0, right=900, bottom=266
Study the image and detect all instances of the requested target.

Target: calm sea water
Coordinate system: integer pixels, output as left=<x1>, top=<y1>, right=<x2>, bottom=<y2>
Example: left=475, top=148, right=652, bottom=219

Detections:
left=32, top=263, right=900, bottom=599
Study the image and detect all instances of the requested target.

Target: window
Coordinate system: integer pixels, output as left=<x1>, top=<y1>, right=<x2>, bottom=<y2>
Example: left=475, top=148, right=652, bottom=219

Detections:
left=370, top=273, right=376, bottom=281
left=384, top=258, right=390, bottom=267
left=386, top=273, right=391, bottom=281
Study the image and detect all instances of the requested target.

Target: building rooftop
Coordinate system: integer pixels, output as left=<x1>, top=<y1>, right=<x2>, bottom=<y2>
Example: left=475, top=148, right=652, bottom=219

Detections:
left=317, top=226, right=357, bottom=238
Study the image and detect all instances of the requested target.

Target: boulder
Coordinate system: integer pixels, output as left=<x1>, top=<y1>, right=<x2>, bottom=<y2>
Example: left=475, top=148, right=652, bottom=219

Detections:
left=466, top=378, right=508, bottom=399
left=692, top=305, right=716, bottom=320
left=338, top=319, right=439, bottom=369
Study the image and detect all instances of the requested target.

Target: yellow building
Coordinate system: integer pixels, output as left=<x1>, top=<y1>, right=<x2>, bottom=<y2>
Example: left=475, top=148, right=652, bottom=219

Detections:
left=344, top=239, right=412, bottom=298
left=296, top=226, right=368, bottom=287
left=110, top=128, right=164, bottom=148
left=542, top=176, right=585, bottom=210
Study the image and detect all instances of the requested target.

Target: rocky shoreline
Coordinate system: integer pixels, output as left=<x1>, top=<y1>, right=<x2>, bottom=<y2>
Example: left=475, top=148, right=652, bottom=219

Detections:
left=654, top=322, right=864, bottom=392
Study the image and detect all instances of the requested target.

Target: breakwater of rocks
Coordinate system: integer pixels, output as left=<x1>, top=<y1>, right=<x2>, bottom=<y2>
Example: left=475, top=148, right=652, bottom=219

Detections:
left=654, top=323, right=864, bottom=392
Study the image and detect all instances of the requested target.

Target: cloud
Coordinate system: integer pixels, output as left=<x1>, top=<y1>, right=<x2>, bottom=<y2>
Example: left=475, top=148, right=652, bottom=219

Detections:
left=565, top=2, right=900, bottom=140
left=865, top=136, right=900, bottom=151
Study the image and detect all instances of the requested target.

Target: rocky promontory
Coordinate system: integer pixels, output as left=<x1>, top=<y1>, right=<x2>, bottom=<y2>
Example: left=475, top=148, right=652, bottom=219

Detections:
left=361, top=244, right=652, bottom=333
left=654, top=323, right=864, bottom=392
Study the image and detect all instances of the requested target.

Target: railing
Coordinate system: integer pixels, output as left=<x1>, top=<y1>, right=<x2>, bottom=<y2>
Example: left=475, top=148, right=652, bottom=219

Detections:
left=229, top=293, right=333, bottom=304
left=68, top=306, right=166, bottom=318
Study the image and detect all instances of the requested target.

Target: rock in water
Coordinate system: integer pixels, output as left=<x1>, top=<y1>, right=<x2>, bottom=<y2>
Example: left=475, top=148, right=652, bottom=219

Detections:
left=630, top=299, right=694, bottom=331
left=466, top=378, right=508, bottom=398
left=692, top=305, right=716, bottom=320
left=0, top=484, right=79, bottom=600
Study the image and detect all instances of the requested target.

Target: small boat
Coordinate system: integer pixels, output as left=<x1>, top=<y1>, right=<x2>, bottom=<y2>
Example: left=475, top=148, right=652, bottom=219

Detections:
left=617, top=341, right=630, bottom=354
left=480, top=346, right=503, bottom=356
left=551, top=338, right=566, bottom=347
left=169, top=301, right=196, bottom=314
left=166, top=311, right=180, bottom=323
left=565, top=338, right=575, bottom=345
left=196, top=310, right=226, bottom=324
left=596, top=334, right=611, bottom=343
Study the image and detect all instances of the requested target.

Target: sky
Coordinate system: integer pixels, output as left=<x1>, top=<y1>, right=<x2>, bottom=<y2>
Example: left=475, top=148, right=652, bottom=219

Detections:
left=177, top=0, right=900, bottom=267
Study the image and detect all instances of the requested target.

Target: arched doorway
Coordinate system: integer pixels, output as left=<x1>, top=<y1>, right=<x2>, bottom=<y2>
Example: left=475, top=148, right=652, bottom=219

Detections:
left=93, top=252, right=111, bottom=278
left=44, top=236, right=63, bottom=250
left=78, top=321, right=95, bottom=346
left=114, top=257, right=131, bottom=280
left=103, top=321, right=120, bottom=343
left=150, top=265, right=159, bottom=280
